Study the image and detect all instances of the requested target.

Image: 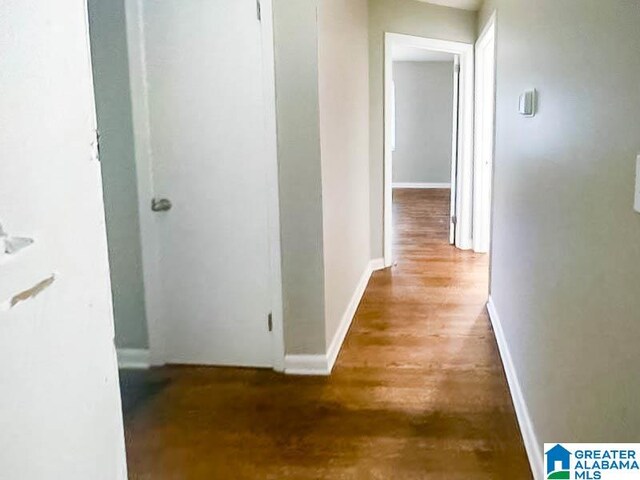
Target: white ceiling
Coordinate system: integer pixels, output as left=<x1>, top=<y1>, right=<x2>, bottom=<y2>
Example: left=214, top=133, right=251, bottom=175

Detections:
left=414, top=0, right=484, bottom=11
left=392, top=45, right=455, bottom=63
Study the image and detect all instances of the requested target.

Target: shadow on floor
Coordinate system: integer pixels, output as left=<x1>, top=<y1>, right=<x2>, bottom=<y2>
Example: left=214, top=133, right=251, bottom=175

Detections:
left=119, top=368, right=171, bottom=418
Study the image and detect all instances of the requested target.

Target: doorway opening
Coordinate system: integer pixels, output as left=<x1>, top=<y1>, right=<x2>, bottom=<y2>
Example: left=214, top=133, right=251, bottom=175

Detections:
left=87, top=0, right=285, bottom=372
left=389, top=44, right=458, bottom=254
left=384, top=31, right=496, bottom=265
left=384, top=34, right=475, bottom=266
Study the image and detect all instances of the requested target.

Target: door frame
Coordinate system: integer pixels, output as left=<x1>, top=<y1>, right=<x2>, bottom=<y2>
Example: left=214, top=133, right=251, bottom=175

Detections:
left=449, top=54, right=461, bottom=245
left=124, top=0, right=285, bottom=371
left=473, top=12, right=497, bottom=254
left=383, top=33, right=475, bottom=266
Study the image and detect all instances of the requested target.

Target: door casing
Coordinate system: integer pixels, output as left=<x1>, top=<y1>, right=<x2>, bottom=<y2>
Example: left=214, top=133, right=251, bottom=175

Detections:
left=384, top=33, right=475, bottom=266
left=473, top=12, right=497, bottom=254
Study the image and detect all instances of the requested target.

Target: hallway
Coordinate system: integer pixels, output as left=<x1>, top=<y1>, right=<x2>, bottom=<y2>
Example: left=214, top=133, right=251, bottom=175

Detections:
left=122, top=189, right=530, bottom=479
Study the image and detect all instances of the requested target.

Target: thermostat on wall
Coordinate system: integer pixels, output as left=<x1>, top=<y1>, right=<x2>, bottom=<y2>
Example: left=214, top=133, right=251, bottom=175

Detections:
left=519, top=89, right=537, bottom=117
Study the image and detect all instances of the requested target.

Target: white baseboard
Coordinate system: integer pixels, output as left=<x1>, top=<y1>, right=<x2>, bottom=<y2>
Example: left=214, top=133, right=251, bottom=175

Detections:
left=325, top=259, right=375, bottom=372
left=370, top=257, right=386, bottom=271
left=283, top=354, right=330, bottom=376
left=456, top=237, right=474, bottom=251
left=392, top=182, right=451, bottom=189
left=117, top=348, right=150, bottom=370
left=284, top=259, right=377, bottom=376
left=486, top=297, right=543, bottom=480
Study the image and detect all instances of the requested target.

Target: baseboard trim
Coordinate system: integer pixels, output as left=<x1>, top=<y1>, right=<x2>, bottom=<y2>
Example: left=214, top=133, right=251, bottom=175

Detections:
left=284, top=259, right=377, bottom=376
left=486, top=297, right=543, bottom=480
left=117, top=348, right=150, bottom=370
left=283, top=354, right=329, bottom=376
left=392, top=182, right=451, bottom=189
left=370, top=257, right=386, bottom=271
left=324, top=259, right=375, bottom=373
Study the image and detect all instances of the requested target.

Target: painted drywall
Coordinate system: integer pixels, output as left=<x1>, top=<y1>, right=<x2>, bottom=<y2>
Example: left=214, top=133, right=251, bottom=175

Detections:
left=88, top=0, right=149, bottom=350
left=480, top=0, right=640, bottom=456
left=318, top=0, right=371, bottom=347
left=273, top=0, right=327, bottom=355
left=0, top=0, right=127, bottom=477
left=392, top=61, right=454, bottom=184
left=369, top=0, right=477, bottom=257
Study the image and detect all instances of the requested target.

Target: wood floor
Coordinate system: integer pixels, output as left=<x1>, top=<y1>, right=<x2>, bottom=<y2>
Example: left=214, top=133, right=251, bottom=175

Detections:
left=121, top=188, right=531, bottom=479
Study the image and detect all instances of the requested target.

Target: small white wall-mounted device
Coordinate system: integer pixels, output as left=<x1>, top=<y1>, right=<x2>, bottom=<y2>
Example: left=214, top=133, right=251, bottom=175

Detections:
left=519, top=89, right=537, bottom=117
left=634, top=154, right=640, bottom=213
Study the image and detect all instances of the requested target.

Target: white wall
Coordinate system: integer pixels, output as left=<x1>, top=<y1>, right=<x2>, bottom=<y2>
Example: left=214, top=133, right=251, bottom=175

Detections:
left=273, top=0, right=327, bottom=355
left=0, top=0, right=127, bottom=477
left=88, top=0, right=149, bottom=350
left=318, top=0, right=371, bottom=348
left=368, top=0, right=477, bottom=257
left=393, top=61, right=454, bottom=184
left=480, top=0, right=640, bottom=461
left=273, top=0, right=373, bottom=359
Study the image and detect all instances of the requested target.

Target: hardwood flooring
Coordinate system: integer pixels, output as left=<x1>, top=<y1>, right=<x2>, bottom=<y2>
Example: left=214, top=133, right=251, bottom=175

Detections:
left=121, top=188, right=531, bottom=479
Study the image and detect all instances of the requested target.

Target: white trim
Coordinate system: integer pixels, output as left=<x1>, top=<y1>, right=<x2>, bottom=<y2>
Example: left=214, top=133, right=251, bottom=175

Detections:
left=473, top=11, right=497, bottom=254
left=124, top=0, right=166, bottom=367
left=486, top=297, right=543, bottom=480
left=283, top=354, right=329, bottom=376
left=383, top=40, right=394, bottom=267
left=259, top=0, right=286, bottom=372
left=370, top=257, right=386, bottom=271
left=324, top=259, right=374, bottom=372
left=478, top=9, right=497, bottom=43
left=124, top=0, right=285, bottom=370
left=284, top=259, right=378, bottom=375
left=384, top=33, right=474, bottom=268
left=449, top=54, right=460, bottom=245
left=392, top=182, right=451, bottom=189
left=117, top=349, right=150, bottom=370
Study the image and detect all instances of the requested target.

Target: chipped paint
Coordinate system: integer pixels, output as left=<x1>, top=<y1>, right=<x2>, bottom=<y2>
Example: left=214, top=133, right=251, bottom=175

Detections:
left=1, top=275, right=56, bottom=311
left=0, top=221, right=35, bottom=257
left=5, top=236, right=34, bottom=255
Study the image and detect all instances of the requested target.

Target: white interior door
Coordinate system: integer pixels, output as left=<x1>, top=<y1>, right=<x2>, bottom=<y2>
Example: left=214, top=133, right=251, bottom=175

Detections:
left=450, top=56, right=461, bottom=245
left=142, top=0, right=275, bottom=367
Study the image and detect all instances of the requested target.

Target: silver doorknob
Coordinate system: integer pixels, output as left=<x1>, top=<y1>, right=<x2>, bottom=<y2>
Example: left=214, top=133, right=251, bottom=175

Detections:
left=151, top=198, right=172, bottom=212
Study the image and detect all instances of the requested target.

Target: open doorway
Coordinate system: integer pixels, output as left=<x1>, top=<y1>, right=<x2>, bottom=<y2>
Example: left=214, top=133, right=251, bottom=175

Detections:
left=384, top=34, right=475, bottom=267
left=87, top=0, right=285, bottom=371
left=384, top=31, right=496, bottom=264
left=389, top=45, right=458, bottom=252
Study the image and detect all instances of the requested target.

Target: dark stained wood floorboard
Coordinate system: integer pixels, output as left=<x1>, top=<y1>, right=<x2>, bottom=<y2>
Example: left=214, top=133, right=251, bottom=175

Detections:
left=122, top=188, right=531, bottom=479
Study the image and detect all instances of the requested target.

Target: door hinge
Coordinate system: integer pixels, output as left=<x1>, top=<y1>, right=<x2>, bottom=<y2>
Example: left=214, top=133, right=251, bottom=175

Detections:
left=256, top=0, right=261, bottom=21
left=452, top=215, right=458, bottom=225
left=454, top=63, right=461, bottom=74
left=267, top=312, right=273, bottom=332
left=94, top=129, right=101, bottom=162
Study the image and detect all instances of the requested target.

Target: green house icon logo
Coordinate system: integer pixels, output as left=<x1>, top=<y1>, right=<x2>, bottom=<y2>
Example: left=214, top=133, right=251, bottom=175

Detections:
left=545, top=444, right=572, bottom=479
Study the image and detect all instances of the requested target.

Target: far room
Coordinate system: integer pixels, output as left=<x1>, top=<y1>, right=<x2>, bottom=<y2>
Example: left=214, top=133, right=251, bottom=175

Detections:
left=390, top=45, right=459, bottom=253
